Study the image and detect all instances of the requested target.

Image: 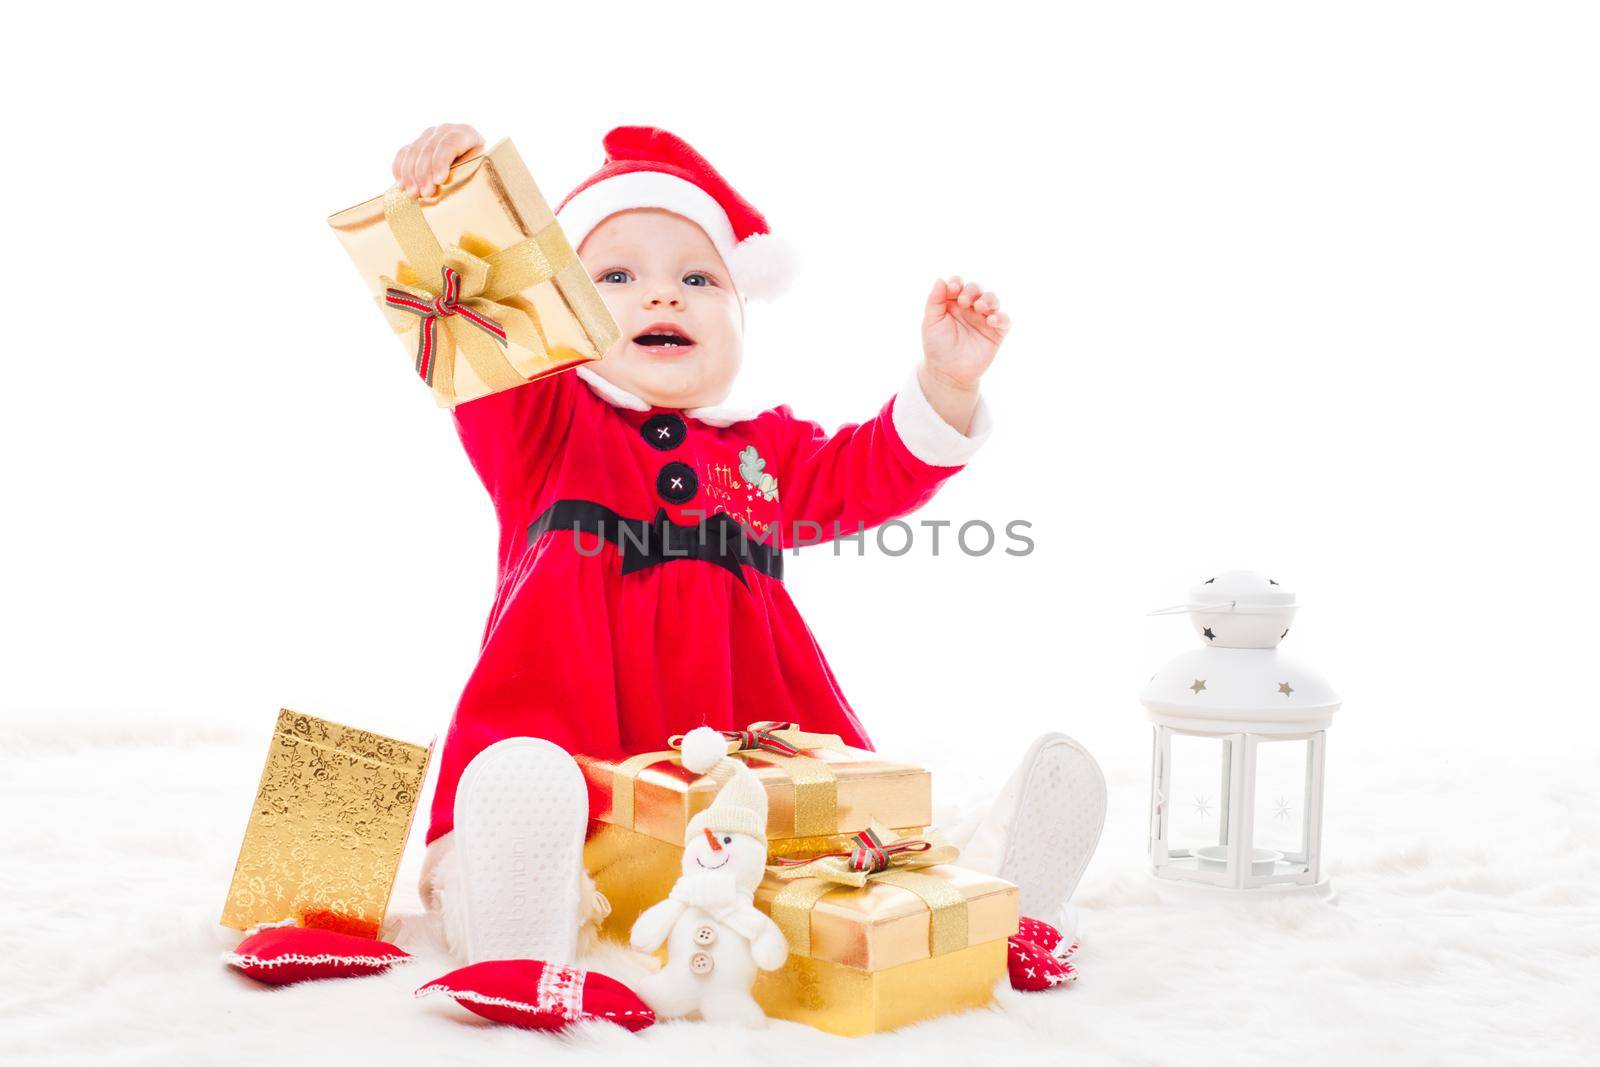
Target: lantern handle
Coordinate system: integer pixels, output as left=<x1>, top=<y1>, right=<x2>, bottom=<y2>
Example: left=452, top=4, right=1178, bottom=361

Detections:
left=1147, top=601, right=1291, bottom=616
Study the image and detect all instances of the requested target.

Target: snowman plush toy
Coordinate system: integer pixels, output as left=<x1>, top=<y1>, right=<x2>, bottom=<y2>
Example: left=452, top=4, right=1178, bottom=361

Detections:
left=630, top=726, right=789, bottom=1025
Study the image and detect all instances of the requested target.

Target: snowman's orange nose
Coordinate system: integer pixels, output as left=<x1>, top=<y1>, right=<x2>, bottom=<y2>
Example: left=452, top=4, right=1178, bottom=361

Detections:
left=704, top=827, right=723, bottom=852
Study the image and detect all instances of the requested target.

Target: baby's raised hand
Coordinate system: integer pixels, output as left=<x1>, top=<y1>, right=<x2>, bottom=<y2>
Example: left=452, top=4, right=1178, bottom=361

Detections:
left=391, top=123, right=485, bottom=198
left=921, top=276, right=1011, bottom=391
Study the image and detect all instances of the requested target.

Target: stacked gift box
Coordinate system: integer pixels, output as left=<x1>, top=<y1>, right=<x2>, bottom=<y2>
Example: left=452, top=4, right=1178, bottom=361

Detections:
left=577, top=723, right=1020, bottom=1036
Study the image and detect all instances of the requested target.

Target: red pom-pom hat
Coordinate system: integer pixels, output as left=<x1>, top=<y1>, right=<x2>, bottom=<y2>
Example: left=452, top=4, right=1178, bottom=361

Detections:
left=556, top=126, right=796, bottom=300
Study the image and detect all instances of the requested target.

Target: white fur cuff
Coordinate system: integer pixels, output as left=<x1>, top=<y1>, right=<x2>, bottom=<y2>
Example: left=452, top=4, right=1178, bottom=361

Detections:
left=891, top=370, right=994, bottom=468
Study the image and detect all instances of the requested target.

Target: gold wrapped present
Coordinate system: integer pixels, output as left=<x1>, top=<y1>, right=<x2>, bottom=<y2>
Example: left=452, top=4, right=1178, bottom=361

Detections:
left=328, top=139, right=618, bottom=408
left=584, top=818, right=940, bottom=937
left=586, top=823, right=1017, bottom=1036
left=580, top=723, right=932, bottom=949
left=219, top=710, right=432, bottom=938
left=576, top=721, right=932, bottom=847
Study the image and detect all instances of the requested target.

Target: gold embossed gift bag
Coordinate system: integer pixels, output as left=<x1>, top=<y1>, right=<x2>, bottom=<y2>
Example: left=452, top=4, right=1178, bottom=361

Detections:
left=328, top=139, right=618, bottom=408
left=220, top=710, right=432, bottom=938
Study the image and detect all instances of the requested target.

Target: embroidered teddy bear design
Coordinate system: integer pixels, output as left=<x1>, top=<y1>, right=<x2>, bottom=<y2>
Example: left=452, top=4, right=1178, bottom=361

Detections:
left=737, top=445, right=779, bottom=502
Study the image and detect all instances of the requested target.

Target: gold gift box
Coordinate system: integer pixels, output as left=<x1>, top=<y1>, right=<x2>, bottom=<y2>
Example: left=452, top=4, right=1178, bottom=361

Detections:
left=584, top=824, right=1017, bottom=1036
left=328, top=138, right=618, bottom=408
left=583, top=819, right=927, bottom=937
left=575, top=741, right=931, bottom=847
left=220, top=710, right=432, bottom=938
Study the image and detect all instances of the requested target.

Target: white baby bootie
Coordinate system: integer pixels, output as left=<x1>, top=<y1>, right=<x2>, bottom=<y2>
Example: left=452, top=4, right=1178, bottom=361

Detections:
left=960, top=733, right=1106, bottom=939
left=451, top=737, right=591, bottom=965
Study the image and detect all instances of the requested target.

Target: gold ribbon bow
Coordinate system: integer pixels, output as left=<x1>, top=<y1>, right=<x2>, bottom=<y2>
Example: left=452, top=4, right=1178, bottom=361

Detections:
left=609, top=723, right=846, bottom=839
left=377, top=187, right=613, bottom=406
left=764, top=822, right=968, bottom=959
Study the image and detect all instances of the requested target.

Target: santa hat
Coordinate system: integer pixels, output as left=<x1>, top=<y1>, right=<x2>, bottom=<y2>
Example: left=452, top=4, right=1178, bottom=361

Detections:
left=679, top=726, right=768, bottom=843
left=556, top=126, right=796, bottom=300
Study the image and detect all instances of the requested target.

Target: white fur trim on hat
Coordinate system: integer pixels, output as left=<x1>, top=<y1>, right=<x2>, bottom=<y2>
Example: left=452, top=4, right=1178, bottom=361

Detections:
left=557, top=171, right=796, bottom=300
left=723, top=231, right=798, bottom=301
left=891, top=369, right=995, bottom=467
left=560, top=171, right=737, bottom=253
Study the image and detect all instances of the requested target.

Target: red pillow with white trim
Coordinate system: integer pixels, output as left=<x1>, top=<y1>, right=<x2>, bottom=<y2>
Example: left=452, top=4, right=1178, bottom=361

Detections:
left=1008, top=935, right=1078, bottom=991
left=223, top=920, right=413, bottom=985
left=1016, top=916, right=1066, bottom=954
left=1016, top=915, right=1079, bottom=959
left=416, top=960, right=655, bottom=1032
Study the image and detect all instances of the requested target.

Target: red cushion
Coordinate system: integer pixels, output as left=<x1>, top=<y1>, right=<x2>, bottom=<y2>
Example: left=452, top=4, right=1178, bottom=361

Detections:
left=416, top=960, right=655, bottom=1032
left=1008, top=936, right=1078, bottom=991
left=223, top=922, right=412, bottom=985
left=1016, top=915, right=1066, bottom=953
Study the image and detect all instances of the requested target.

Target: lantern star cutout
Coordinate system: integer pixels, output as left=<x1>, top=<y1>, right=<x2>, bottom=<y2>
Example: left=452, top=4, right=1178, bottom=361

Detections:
left=1273, top=796, right=1293, bottom=821
left=1193, top=794, right=1213, bottom=817
left=1190, top=679, right=1207, bottom=694
left=1278, top=682, right=1295, bottom=696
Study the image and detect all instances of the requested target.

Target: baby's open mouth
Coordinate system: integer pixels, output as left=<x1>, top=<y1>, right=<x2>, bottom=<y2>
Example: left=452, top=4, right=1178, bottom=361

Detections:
left=632, top=323, right=697, bottom=350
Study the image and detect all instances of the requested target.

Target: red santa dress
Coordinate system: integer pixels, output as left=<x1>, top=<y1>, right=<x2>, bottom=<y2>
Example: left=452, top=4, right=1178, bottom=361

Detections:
left=414, top=124, right=994, bottom=852
left=423, top=363, right=992, bottom=845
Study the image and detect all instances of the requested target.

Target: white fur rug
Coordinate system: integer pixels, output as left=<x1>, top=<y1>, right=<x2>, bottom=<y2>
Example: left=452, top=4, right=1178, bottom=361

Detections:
left=3, top=723, right=1595, bottom=1067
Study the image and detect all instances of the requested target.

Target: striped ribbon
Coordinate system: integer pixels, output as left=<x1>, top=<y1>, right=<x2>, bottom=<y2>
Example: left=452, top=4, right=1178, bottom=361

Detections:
left=765, top=821, right=968, bottom=959
left=610, top=723, right=846, bottom=838
left=384, top=266, right=507, bottom=386
left=773, top=825, right=932, bottom=875
left=668, top=720, right=804, bottom=760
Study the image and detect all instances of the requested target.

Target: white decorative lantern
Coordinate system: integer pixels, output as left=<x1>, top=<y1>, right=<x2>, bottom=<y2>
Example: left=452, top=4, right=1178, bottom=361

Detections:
left=1141, top=571, right=1339, bottom=895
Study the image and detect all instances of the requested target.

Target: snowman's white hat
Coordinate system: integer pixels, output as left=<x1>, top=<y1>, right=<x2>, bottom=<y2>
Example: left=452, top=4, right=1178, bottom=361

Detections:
left=680, top=726, right=768, bottom=843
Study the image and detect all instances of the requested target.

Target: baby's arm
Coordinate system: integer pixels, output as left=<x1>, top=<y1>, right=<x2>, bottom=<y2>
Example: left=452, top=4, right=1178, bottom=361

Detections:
left=762, top=277, right=1011, bottom=546
left=918, top=276, right=1010, bottom=435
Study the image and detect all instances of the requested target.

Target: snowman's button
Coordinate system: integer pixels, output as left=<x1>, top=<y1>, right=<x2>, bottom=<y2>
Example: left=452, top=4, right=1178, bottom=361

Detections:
left=689, top=951, right=715, bottom=976
left=693, top=924, right=717, bottom=946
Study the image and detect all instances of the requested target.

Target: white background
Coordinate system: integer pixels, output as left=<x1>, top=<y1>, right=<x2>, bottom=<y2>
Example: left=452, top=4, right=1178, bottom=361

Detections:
left=4, top=1, right=1597, bottom=783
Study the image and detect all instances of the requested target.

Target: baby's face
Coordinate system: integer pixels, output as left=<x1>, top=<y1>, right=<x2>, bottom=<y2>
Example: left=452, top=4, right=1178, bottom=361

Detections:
left=577, top=209, right=744, bottom=409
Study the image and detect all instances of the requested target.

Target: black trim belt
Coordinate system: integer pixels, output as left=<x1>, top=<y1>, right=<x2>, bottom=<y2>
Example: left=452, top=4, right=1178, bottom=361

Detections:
left=526, top=499, right=783, bottom=584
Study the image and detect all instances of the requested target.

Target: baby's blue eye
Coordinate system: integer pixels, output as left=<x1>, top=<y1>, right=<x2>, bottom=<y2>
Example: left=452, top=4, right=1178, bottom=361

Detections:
left=599, top=269, right=633, bottom=284
left=683, top=272, right=713, bottom=287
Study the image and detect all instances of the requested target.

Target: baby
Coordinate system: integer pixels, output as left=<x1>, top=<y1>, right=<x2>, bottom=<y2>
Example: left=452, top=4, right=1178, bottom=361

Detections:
left=393, top=123, right=1107, bottom=967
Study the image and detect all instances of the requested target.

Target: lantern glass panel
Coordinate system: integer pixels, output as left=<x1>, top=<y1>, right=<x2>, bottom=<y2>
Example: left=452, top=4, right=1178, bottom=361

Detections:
left=1166, top=732, right=1231, bottom=857
left=1251, top=737, right=1311, bottom=859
